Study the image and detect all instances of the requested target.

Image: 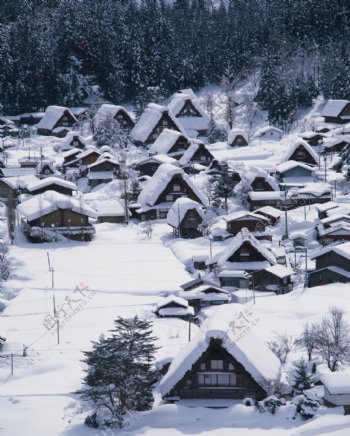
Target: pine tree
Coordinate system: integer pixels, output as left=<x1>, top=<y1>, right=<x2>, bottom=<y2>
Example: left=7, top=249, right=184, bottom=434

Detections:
left=77, top=316, right=159, bottom=428
left=292, top=358, right=312, bottom=395
left=129, top=179, right=142, bottom=203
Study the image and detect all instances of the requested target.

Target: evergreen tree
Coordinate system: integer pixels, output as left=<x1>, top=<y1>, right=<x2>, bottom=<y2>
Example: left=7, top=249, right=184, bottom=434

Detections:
left=292, top=358, right=313, bottom=395
left=77, top=316, right=159, bottom=428
left=129, top=178, right=142, bottom=203
left=210, top=162, right=235, bottom=211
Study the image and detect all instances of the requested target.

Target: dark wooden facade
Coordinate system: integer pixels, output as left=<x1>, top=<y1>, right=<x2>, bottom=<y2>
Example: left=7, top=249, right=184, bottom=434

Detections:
left=252, top=269, right=293, bottom=294
left=226, top=216, right=266, bottom=236
left=251, top=177, right=275, bottom=192
left=229, top=135, right=248, bottom=147
left=164, top=338, right=267, bottom=401
left=289, top=144, right=318, bottom=165
left=173, top=208, right=203, bottom=238
left=97, top=215, right=125, bottom=224
left=66, top=134, right=85, bottom=150
left=29, top=184, right=75, bottom=196
left=324, top=103, right=350, bottom=123
left=80, top=151, right=101, bottom=167
left=308, top=267, right=350, bottom=288
left=154, top=300, right=192, bottom=320
left=302, top=133, right=325, bottom=146
left=165, top=135, right=191, bottom=159
left=227, top=241, right=267, bottom=264
left=177, top=99, right=201, bottom=117
left=114, top=108, right=135, bottom=130
left=143, top=111, right=181, bottom=145
left=187, top=144, right=213, bottom=166
left=135, top=159, right=163, bottom=177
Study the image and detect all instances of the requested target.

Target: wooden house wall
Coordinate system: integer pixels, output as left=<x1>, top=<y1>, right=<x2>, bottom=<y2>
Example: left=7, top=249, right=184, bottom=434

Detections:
left=29, top=209, right=89, bottom=228
left=90, top=160, right=119, bottom=172
left=157, top=174, right=203, bottom=205
left=177, top=100, right=201, bottom=117
left=251, top=177, right=275, bottom=191
left=191, top=146, right=213, bottom=165
left=178, top=209, right=203, bottom=238
left=166, top=339, right=266, bottom=401
left=0, top=180, right=16, bottom=198
left=289, top=146, right=317, bottom=165
left=315, top=251, right=350, bottom=271
left=226, top=218, right=265, bottom=235
left=230, top=135, right=248, bottom=147
left=30, top=185, right=74, bottom=196
left=98, top=215, right=125, bottom=224
left=308, top=268, right=350, bottom=287
left=115, top=110, right=134, bottom=129
left=136, top=161, right=161, bottom=177
left=168, top=137, right=190, bottom=156
left=81, top=152, right=100, bottom=166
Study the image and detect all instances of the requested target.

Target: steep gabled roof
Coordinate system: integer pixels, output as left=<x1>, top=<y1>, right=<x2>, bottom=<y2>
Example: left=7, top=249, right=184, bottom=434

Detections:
left=168, top=92, right=210, bottom=131
left=149, top=128, right=188, bottom=155
left=130, top=104, right=184, bottom=143
left=36, top=106, right=77, bottom=131
left=26, top=176, right=78, bottom=193
left=178, top=141, right=213, bottom=166
left=159, top=304, right=280, bottom=397
left=321, top=100, right=349, bottom=117
left=216, top=228, right=277, bottom=267
left=228, top=128, right=248, bottom=144
left=282, top=140, right=319, bottom=165
left=276, top=160, right=315, bottom=174
left=94, top=104, right=133, bottom=124
left=224, top=211, right=269, bottom=223
left=310, top=241, right=350, bottom=260
left=167, top=197, right=205, bottom=228
left=60, top=131, right=86, bottom=151
left=138, top=163, right=207, bottom=207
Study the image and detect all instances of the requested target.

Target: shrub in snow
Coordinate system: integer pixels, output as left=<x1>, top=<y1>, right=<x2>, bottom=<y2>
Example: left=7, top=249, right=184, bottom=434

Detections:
left=0, top=242, right=10, bottom=281
left=258, top=395, right=286, bottom=415
left=292, top=391, right=320, bottom=420
left=292, top=358, right=313, bottom=395
left=268, top=332, right=293, bottom=364
left=77, top=316, right=159, bottom=428
left=294, top=323, right=318, bottom=362
left=243, top=397, right=254, bottom=407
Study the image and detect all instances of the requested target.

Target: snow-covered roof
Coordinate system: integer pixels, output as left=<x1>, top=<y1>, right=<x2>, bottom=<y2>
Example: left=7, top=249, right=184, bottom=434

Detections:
left=228, top=128, right=248, bottom=144
left=282, top=140, right=319, bottom=165
left=130, top=104, right=184, bottom=143
left=276, top=160, right=315, bottom=174
left=36, top=106, right=77, bottom=131
left=315, top=202, right=339, bottom=213
left=159, top=304, right=281, bottom=397
left=224, top=211, right=269, bottom=223
left=248, top=191, right=282, bottom=201
left=2, top=175, right=39, bottom=190
left=94, top=104, right=133, bottom=125
left=321, top=371, right=350, bottom=394
left=18, top=190, right=97, bottom=221
left=310, top=241, right=350, bottom=260
left=27, top=177, right=78, bottom=193
left=320, top=213, right=350, bottom=225
left=167, top=197, right=205, bottom=228
left=60, top=131, right=85, bottom=151
left=136, top=154, right=178, bottom=166
left=295, top=183, right=331, bottom=197
left=93, top=199, right=129, bottom=217
left=300, top=131, right=326, bottom=139
left=254, top=125, right=283, bottom=137
left=254, top=206, right=282, bottom=219
left=168, top=92, right=209, bottom=118
left=138, top=164, right=207, bottom=208
left=157, top=295, right=189, bottom=309
left=149, top=129, right=187, bottom=155
left=60, top=147, right=81, bottom=159
left=88, top=152, right=119, bottom=169
left=263, top=264, right=294, bottom=279
left=321, top=100, right=349, bottom=117
left=244, top=166, right=280, bottom=192
left=216, top=228, right=277, bottom=268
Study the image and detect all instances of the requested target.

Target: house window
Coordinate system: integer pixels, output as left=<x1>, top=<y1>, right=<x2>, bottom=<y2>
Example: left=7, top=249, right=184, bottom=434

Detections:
left=187, top=216, right=196, bottom=225
left=200, top=363, right=206, bottom=370
left=197, top=373, right=236, bottom=386
left=158, top=210, right=168, bottom=219
left=211, top=360, right=223, bottom=370
left=173, top=184, right=181, bottom=192
left=73, top=141, right=79, bottom=146
left=228, top=363, right=234, bottom=370
left=200, top=156, right=207, bottom=161
left=166, top=194, right=173, bottom=201
left=62, top=116, right=69, bottom=127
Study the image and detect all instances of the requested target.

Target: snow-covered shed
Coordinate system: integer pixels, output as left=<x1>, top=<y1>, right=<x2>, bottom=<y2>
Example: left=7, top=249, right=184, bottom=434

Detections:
left=224, top=211, right=269, bottom=236
left=322, top=371, right=350, bottom=414
left=93, top=199, right=130, bottom=224
left=300, top=131, right=326, bottom=146
left=154, top=296, right=194, bottom=320
left=253, top=125, right=284, bottom=141
left=276, top=161, right=315, bottom=183
left=167, top=197, right=206, bottom=238
left=59, top=131, right=86, bottom=152
left=321, top=100, right=350, bottom=124
left=228, top=128, right=248, bottom=147
left=137, top=164, right=207, bottom=220
left=18, top=190, right=96, bottom=242
left=168, top=90, right=210, bottom=137
left=134, top=154, right=178, bottom=177
left=149, top=128, right=191, bottom=159
left=36, top=106, right=77, bottom=137
left=253, top=206, right=282, bottom=225
left=94, top=104, right=134, bottom=130
left=159, top=304, right=280, bottom=402
left=130, top=104, right=184, bottom=146
left=252, top=264, right=295, bottom=294
left=179, top=284, right=229, bottom=312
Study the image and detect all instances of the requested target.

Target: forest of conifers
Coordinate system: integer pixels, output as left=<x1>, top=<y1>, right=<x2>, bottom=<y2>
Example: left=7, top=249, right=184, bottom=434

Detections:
left=0, top=0, right=349, bottom=116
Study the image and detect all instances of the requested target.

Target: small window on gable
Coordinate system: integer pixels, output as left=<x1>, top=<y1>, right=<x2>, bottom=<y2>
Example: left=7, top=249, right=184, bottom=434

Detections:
left=166, top=194, right=173, bottom=201
left=211, top=360, right=223, bottom=370
left=200, top=362, right=206, bottom=370
left=228, top=363, right=234, bottom=370
left=173, top=184, right=181, bottom=192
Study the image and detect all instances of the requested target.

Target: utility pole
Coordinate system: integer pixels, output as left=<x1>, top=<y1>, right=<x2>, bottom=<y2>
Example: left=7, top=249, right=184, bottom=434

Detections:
left=284, top=189, right=288, bottom=240
left=47, top=252, right=51, bottom=271
left=57, top=320, right=60, bottom=345
left=51, top=267, right=56, bottom=317
left=188, top=317, right=192, bottom=342
left=11, top=354, right=14, bottom=375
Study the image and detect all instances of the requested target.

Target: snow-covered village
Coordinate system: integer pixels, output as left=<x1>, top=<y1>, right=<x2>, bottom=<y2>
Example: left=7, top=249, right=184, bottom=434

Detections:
left=1, top=1, right=350, bottom=435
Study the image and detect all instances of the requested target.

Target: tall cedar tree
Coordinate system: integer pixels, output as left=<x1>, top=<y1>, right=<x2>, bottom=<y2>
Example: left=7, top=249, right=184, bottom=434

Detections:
left=77, top=316, right=159, bottom=428
left=210, top=162, right=235, bottom=212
